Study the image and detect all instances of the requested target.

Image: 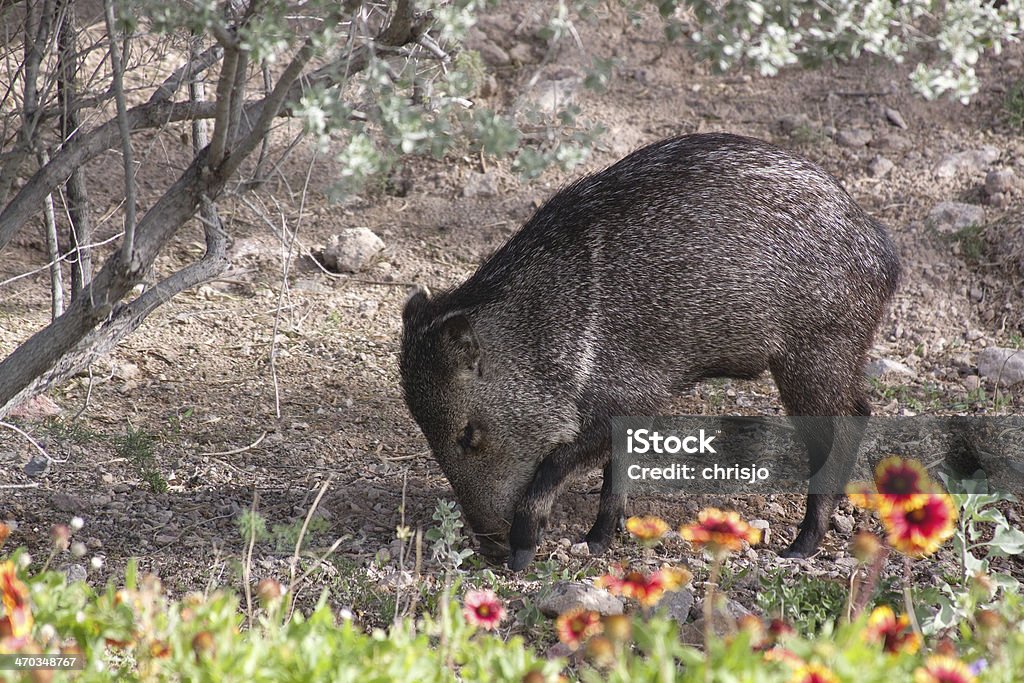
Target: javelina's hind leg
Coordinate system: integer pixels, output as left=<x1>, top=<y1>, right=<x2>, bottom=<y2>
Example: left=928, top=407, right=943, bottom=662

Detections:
left=771, top=354, right=870, bottom=558
left=584, top=459, right=626, bottom=555
left=508, top=425, right=611, bottom=571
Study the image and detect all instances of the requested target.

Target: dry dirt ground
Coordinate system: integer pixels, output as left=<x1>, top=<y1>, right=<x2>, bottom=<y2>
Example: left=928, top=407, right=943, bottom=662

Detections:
left=2, top=3, right=1024, bottom=632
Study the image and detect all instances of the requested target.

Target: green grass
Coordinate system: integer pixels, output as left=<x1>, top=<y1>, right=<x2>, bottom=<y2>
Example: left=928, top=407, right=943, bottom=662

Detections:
left=117, top=424, right=167, bottom=494
left=1005, top=80, right=1024, bottom=130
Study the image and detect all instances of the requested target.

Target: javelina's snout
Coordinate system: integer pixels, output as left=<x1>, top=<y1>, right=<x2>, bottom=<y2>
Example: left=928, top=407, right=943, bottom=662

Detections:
left=399, top=132, right=901, bottom=570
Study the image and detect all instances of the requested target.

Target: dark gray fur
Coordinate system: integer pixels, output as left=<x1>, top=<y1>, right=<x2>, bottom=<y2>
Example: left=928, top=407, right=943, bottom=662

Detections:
left=400, top=132, right=901, bottom=570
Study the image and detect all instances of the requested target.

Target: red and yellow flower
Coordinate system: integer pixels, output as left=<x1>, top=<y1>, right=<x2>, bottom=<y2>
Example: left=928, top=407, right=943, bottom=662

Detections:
left=554, top=608, right=602, bottom=649
left=864, top=605, right=921, bottom=655
left=789, top=662, right=840, bottom=683
left=625, top=515, right=669, bottom=543
left=462, top=589, right=507, bottom=631
left=881, top=492, right=957, bottom=558
left=913, top=655, right=977, bottom=683
left=680, top=508, right=760, bottom=556
left=874, top=457, right=933, bottom=511
left=656, top=565, right=692, bottom=591
left=0, top=561, right=32, bottom=641
left=596, top=568, right=668, bottom=607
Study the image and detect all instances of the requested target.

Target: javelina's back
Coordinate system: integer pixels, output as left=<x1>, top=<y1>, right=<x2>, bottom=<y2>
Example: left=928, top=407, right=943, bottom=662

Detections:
left=445, top=133, right=899, bottom=407
left=401, top=132, right=901, bottom=568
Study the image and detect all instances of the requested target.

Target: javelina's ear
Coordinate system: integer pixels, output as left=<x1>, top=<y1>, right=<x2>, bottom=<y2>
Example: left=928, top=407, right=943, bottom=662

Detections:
left=440, top=314, right=481, bottom=372
left=402, top=286, right=431, bottom=326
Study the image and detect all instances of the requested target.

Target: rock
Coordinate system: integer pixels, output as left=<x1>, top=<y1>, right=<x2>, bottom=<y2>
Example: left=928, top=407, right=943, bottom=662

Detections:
left=883, top=107, right=908, bottom=129
left=321, top=228, right=385, bottom=273
left=51, top=492, right=85, bottom=513
left=508, top=42, right=535, bottom=64
left=985, top=169, right=1016, bottom=195
left=749, top=519, right=771, bottom=546
left=8, top=394, right=62, bottom=420
left=477, top=42, right=510, bottom=66
left=657, top=588, right=695, bottom=623
left=963, top=375, right=981, bottom=392
left=934, top=147, right=1000, bottom=178
left=868, top=156, right=894, bottom=178
left=24, top=456, right=48, bottom=477
left=527, top=77, right=580, bottom=111
left=357, top=300, right=379, bottom=318
left=835, top=557, right=860, bottom=571
left=569, top=541, right=590, bottom=557
left=537, top=581, right=624, bottom=617
left=988, top=192, right=1008, bottom=207
left=65, top=564, right=87, bottom=583
left=977, top=347, right=1024, bottom=386
left=865, top=358, right=915, bottom=378
left=835, top=128, right=872, bottom=148
left=462, top=171, right=500, bottom=198
left=832, top=513, right=855, bottom=535
left=927, top=202, right=985, bottom=234
left=872, top=133, right=910, bottom=151
left=778, top=114, right=812, bottom=135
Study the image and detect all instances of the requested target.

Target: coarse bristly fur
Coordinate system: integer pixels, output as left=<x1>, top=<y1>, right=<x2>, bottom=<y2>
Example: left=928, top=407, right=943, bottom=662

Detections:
left=399, top=132, right=902, bottom=570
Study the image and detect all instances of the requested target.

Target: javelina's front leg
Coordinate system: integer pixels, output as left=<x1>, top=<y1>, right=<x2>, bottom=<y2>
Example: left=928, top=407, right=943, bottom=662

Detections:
left=508, top=425, right=613, bottom=570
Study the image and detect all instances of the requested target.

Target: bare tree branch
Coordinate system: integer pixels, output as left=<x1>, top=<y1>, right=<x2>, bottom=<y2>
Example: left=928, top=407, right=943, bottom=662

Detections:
left=40, top=150, right=63, bottom=319
left=57, top=0, right=93, bottom=299
left=207, top=41, right=238, bottom=168
left=103, top=0, right=137, bottom=265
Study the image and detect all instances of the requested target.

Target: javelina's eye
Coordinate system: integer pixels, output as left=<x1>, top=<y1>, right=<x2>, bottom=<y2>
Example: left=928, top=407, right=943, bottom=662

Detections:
left=457, top=424, right=476, bottom=451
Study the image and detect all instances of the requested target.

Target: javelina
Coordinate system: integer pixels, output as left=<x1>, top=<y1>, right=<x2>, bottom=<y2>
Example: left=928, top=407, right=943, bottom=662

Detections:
left=400, top=132, right=901, bottom=570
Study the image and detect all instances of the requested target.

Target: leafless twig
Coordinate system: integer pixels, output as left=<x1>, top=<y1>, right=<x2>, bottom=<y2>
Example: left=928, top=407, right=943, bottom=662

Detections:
left=103, top=0, right=137, bottom=264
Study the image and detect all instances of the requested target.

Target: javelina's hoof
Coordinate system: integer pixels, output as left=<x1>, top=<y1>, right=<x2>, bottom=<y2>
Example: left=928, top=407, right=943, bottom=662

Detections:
left=508, top=547, right=536, bottom=571
left=583, top=527, right=615, bottom=556
left=780, top=531, right=822, bottom=559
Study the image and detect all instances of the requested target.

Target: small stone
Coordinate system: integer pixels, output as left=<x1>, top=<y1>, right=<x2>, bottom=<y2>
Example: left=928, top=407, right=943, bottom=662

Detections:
left=569, top=541, right=590, bottom=557
left=658, top=588, right=695, bottom=624
left=320, top=228, right=385, bottom=273
left=927, top=202, right=985, bottom=234
left=966, top=329, right=985, bottom=342
left=835, top=128, right=872, bottom=148
left=778, top=114, right=812, bottom=135
left=833, top=513, right=855, bottom=535
left=8, top=394, right=62, bottom=420
left=977, top=347, right=1024, bottom=386
left=868, top=156, right=895, bottom=178
left=989, top=192, right=1008, bottom=207
left=527, top=77, right=580, bottom=111
left=963, top=375, right=981, bottom=392
left=865, top=358, right=915, bottom=378
left=357, top=300, right=379, bottom=318
left=65, top=564, right=87, bottom=583
left=883, top=107, right=908, bottom=129
left=934, top=147, right=1000, bottom=178
left=508, top=42, right=534, bottom=64
left=51, top=493, right=84, bottom=513
left=537, top=581, right=624, bottom=617
left=835, top=557, right=860, bottom=570
left=477, top=42, right=510, bottom=66
left=985, top=169, right=1016, bottom=195
left=461, top=171, right=500, bottom=198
